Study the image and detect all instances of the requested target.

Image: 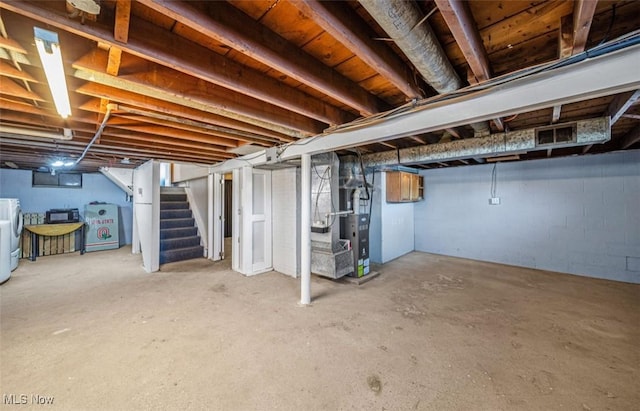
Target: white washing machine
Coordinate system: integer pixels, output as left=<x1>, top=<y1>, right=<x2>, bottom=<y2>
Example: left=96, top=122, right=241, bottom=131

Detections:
left=0, top=198, right=24, bottom=272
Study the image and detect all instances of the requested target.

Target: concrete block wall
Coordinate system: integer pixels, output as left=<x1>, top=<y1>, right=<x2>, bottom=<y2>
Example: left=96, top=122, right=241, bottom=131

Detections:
left=0, top=169, right=133, bottom=245
left=369, top=172, right=415, bottom=264
left=414, top=150, right=640, bottom=283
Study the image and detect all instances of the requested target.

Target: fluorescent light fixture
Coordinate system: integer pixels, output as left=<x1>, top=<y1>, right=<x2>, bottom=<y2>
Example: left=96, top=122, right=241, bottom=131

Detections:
left=51, top=160, right=75, bottom=167
left=34, top=27, right=72, bottom=119
left=0, top=125, right=73, bottom=140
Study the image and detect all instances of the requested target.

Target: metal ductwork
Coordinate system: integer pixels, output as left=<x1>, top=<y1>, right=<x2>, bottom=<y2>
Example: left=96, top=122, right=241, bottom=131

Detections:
left=361, top=117, right=610, bottom=166
left=359, top=0, right=490, bottom=136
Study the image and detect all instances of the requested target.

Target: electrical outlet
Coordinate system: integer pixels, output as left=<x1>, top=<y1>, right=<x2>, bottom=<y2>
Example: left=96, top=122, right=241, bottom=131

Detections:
left=489, top=197, right=501, bottom=205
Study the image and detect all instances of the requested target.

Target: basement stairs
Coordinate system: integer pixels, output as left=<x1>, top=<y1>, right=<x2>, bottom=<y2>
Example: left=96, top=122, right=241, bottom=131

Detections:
left=160, top=187, right=204, bottom=264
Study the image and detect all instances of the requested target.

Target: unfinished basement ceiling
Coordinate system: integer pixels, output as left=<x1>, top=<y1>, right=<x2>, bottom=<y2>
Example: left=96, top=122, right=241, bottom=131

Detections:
left=0, top=0, right=639, bottom=173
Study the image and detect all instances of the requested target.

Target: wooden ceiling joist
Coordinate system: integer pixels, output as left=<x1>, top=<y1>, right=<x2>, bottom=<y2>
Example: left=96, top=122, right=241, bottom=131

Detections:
left=0, top=60, right=37, bottom=83
left=112, top=114, right=271, bottom=146
left=289, top=0, right=422, bottom=99
left=0, top=1, right=352, bottom=127
left=0, top=35, right=27, bottom=54
left=114, top=0, right=132, bottom=44
left=72, top=49, right=321, bottom=137
left=137, top=0, right=386, bottom=116
left=76, top=87, right=296, bottom=145
left=572, top=0, right=598, bottom=54
left=0, top=77, right=45, bottom=101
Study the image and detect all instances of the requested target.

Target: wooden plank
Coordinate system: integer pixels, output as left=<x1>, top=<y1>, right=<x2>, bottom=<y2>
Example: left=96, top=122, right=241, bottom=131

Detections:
left=78, top=97, right=293, bottom=143
left=73, top=49, right=323, bottom=136
left=559, top=14, right=574, bottom=59
left=290, top=0, right=421, bottom=98
left=0, top=60, right=37, bottom=83
left=137, top=0, right=386, bottom=115
left=0, top=77, right=45, bottom=101
left=435, top=0, right=492, bottom=83
left=111, top=114, right=272, bottom=145
left=0, top=1, right=353, bottom=126
left=572, top=0, right=598, bottom=54
left=114, top=0, right=132, bottom=43
left=479, top=1, right=573, bottom=54
left=0, top=35, right=27, bottom=54
left=106, top=47, right=122, bottom=76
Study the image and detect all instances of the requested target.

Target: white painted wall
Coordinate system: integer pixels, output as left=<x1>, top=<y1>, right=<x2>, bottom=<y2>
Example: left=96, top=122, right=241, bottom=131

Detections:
left=172, top=163, right=209, bottom=183
left=414, top=150, right=640, bottom=283
left=369, top=172, right=416, bottom=264
left=0, top=169, right=133, bottom=245
left=184, top=177, right=208, bottom=253
left=272, top=167, right=300, bottom=277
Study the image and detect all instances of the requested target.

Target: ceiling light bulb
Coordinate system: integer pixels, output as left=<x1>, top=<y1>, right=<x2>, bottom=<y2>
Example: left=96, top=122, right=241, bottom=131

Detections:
left=63, top=161, right=75, bottom=167
left=34, top=27, right=72, bottom=119
left=52, top=160, right=64, bottom=167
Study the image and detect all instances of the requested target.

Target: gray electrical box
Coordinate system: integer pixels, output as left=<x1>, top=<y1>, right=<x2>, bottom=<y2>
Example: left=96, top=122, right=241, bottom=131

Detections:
left=343, top=214, right=370, bottom=277
left=84, top=203, right=119, bottom=252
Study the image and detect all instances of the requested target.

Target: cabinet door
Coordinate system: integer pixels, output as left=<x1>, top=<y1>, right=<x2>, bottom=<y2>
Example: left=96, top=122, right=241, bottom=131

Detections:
left=410, top=174, right=419, bottom=200
left=386, top=172, right=402, bottom=202
left=401, top=172, right=412, bottom=201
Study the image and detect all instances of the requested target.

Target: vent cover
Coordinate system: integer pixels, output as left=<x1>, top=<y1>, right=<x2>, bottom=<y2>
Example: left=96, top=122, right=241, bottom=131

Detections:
left=536, top=123, right=577, bottom=146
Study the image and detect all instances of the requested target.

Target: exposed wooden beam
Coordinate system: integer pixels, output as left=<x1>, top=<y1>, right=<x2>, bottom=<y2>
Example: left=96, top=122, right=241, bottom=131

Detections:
left=434, top=0, right=491, bottom=83
left=572, top=0, right=598, bottom=54
left=72, top=50, right=321, bottom=137
left=0, top=35, right=26, bottom=54
left=114, top=0, right=131, bottom=43
left=0, top=60, right=37, bottom=83
left=606, top=90, right=640, bottom=125
left=289, top=0, right=421, bottom=99
left=559, top=14, right=574, bottom=59
left=621, top=124, right=640, bottom=149
left=0, top=77, right=45, bottom=101
left=434, top=1, right=504, bottom=130
left=622, top=114, right=640, bottom=120
left=410, top=136, right=426, bottom=145
left=0, top=1, right=352, bottom=126
left=137, top=0, right=386, bottom=116
left=105, top=124, right=238, bottom=148
left=0, top=97, right=52, bottom=117
left=78, top=98, right=292, bottom=144
left=379, top=142, right=396, bottom=149
left=106, top=47, right=122, bottom=77
left=112, top=114, right=271, bottom=146
left=582, top=144, right=593, bottom=153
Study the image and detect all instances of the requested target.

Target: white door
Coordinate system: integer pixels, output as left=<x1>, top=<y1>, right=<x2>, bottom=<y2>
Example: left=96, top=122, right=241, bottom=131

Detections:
left=250, top=168, right=272, bottom=273
left=233, top=167, right=272, bottom=275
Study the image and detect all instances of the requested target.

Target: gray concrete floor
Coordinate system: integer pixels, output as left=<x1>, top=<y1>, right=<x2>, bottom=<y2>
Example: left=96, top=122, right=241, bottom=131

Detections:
left=1, top=248, right=638, bottom=410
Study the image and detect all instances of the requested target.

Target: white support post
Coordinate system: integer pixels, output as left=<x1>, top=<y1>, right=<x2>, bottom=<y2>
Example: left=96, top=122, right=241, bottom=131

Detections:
left=300, top=153, right=311, bottom=305
left=207, top=173, right=214, bottom=260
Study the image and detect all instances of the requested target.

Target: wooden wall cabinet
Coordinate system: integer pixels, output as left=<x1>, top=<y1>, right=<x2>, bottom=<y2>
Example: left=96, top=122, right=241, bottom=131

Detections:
left=386, top=171, right=423, bottom=203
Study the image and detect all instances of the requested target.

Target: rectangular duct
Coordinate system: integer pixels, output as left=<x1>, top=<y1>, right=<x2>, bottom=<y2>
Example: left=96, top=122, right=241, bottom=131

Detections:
left=362, top=117, right=610, bottom=166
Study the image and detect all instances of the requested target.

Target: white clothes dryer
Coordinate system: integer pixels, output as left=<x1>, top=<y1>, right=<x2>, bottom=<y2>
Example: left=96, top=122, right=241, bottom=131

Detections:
left=0, top=198, right=24, bottom=272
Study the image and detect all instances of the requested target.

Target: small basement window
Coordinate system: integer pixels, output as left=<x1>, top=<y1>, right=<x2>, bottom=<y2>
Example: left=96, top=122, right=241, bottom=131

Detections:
left=32, top=171, right=82, bottom=188
left=536, top=123, right=576, bottom=146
